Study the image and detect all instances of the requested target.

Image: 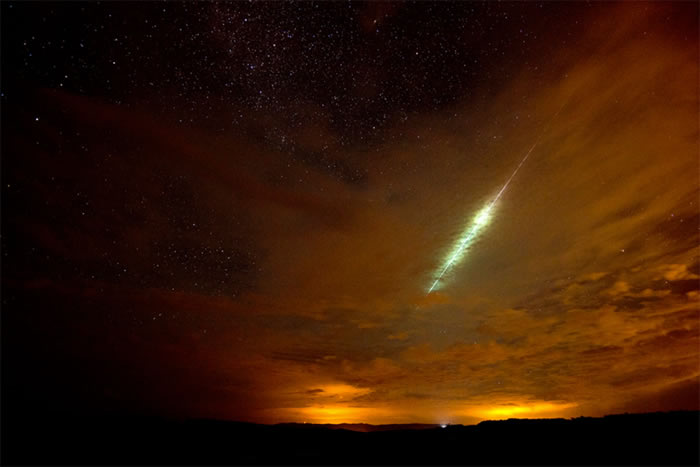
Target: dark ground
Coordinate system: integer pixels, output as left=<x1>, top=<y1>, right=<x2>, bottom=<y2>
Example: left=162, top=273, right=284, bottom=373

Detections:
left=2, top=410, right=698, bottom=465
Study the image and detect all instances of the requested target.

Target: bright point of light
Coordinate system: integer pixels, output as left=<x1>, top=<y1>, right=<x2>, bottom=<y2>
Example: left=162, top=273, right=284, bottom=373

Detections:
left=473, top=205, right=492, bottom=227
left=440, top=424, right=447, bottom=428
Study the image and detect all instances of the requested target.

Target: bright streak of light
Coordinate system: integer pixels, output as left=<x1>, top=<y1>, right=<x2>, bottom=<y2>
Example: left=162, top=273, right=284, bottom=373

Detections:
left=426, top=135, right=542, bottom=295
left=427, top=204, right=494, bottom=294
left=426, top=102, right=567, bottom=294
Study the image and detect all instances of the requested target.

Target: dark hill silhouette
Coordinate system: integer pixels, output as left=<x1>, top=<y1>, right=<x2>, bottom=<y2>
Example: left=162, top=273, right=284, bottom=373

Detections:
left=3, top=410, right=698, bottom=464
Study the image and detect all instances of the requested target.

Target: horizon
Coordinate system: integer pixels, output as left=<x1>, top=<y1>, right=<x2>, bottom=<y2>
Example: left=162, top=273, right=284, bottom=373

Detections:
left=6, top=410, right=698, bottom=464
left=196, top=408, right=700, bottom=428
left=2, top=0, right=698, bottom=431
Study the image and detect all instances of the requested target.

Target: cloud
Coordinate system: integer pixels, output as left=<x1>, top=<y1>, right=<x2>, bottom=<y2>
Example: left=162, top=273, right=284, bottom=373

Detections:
left=658, top=264, right=700, bottom=282
left=388, top=332, right=409, bottom=341
left=606, top=281, right=630, bottom=296
left=39, top=89, right=357, bottom=229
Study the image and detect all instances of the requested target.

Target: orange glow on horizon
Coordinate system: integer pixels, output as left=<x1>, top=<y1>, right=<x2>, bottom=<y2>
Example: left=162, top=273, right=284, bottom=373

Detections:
left=287, top=405, right=398, bottom=424
left=267, top=398, right=581, bottom=425
left=469, top=401, right=579, bottom=420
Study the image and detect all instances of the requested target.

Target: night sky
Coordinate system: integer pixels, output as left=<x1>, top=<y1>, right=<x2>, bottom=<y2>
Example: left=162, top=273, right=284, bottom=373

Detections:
left=2, top=1, right=698, bottom=425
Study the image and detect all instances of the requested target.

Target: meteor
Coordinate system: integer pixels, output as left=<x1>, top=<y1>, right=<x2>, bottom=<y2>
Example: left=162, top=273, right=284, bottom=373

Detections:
left=425, top=102, right=565, bottom=295
left=426, top=139, right=538, bottom=294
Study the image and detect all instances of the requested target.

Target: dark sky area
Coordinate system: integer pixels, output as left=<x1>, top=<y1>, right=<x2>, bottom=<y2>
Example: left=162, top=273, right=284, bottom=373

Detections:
left=2, top=1, right=698, bottom=424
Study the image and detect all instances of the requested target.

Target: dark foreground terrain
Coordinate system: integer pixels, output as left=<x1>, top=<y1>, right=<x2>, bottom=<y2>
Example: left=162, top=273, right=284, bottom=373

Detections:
left=2, top=411, right=698, bottom=465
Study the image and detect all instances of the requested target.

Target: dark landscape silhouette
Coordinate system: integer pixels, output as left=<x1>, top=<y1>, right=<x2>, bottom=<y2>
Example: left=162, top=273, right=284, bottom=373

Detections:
left=3, top=410, right=698, bottom=465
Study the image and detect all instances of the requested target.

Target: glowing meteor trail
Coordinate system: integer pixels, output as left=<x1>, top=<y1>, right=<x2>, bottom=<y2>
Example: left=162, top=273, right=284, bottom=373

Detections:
left=426, top=101, right=566, bottom=295
left=426, top=138, right=540, bottom=294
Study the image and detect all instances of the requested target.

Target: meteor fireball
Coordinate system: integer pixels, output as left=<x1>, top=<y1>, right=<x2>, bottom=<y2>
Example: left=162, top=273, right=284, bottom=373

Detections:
left=426, top=99, right=570, bottom=295
left=426, top=129, right=547, bottom=294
